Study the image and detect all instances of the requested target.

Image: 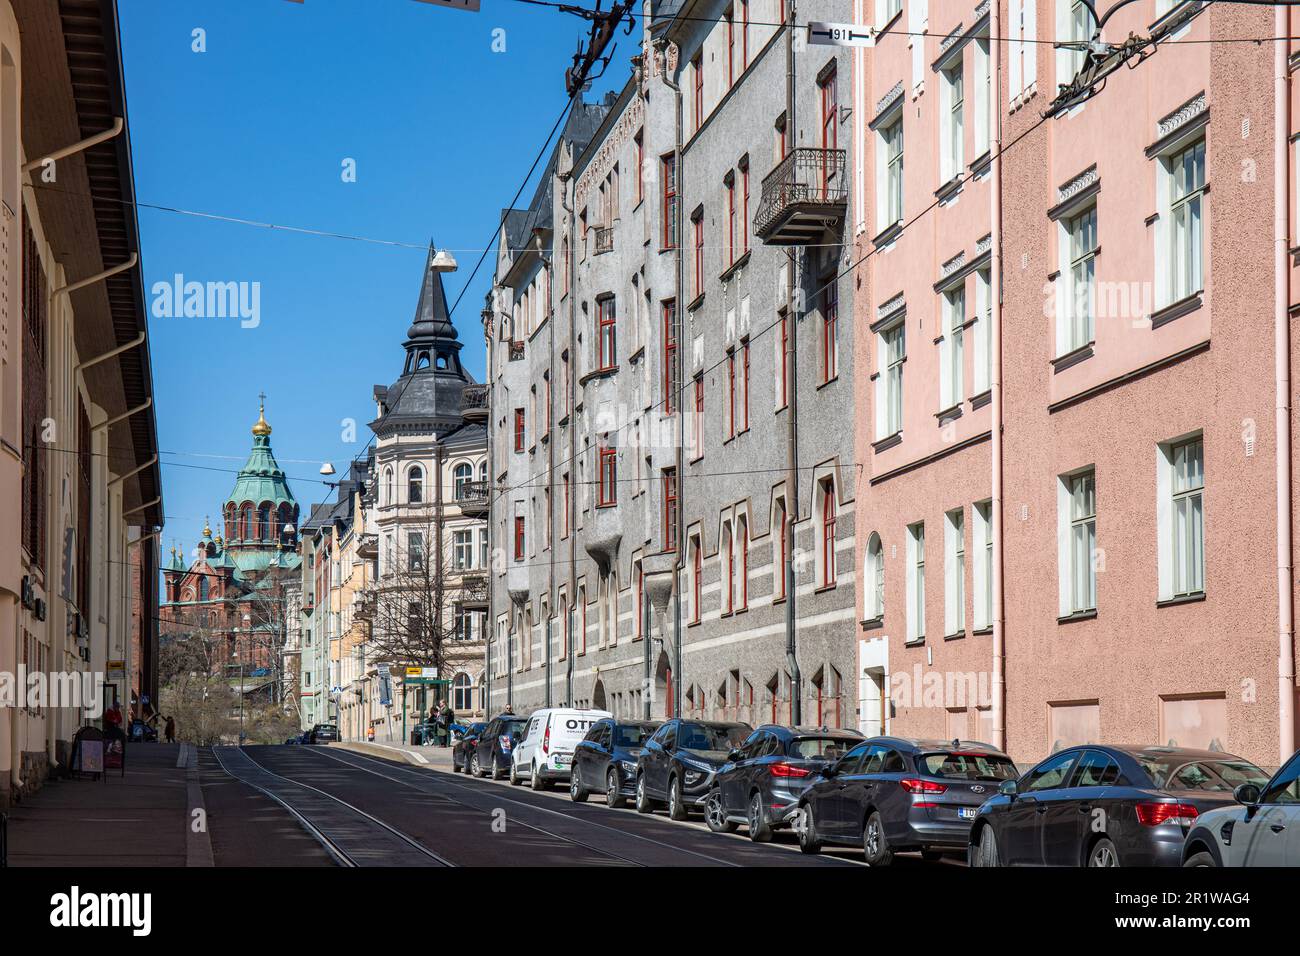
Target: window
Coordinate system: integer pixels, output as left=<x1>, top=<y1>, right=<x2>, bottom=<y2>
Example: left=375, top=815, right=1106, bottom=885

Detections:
left=692, top=210, right=705, bottom=300
left=973, top=500, right=993, bottom=629
left=737, top=516, right=749, bottom=610
left=663, top=300, right=679, bottom=413
left=453, top=673, right=473, bottom=710
left=942, top=56, right=964, bottom=182
left=740, top=340, right=750, bottom=432
left=776, top=309, right=790, bottom=409
left=634, top=130, right=644, bottom=207
left=480, top=528, right=489, bottom=569
left=514, top=515, right=526, bottom=561
left=881, top=116, right=904, bottom=227
left=726, top=350, right=737, bottom=440
left=740, top=0, right=749, bottom=68
left=820, top=480, right=837, bottom=588
left=774, top=497, right=788, bottom=601
left=513, top=408, right=525, bottom=453
left=725, top=174, right=737, bottom=266
left=942, top=285, right=965, bottom=407
left=1062, top=205, right=1097, bottom=354
left=562, top=472, right=571, bottom=538
left=454, top=530, right=473, bottom=570
left=597, top=296, right=617, bottom=370
left=821, top=282, right=838, bottom=383
left=408, top=531, right=424, bottom=572
left=819, top=67, right=838, bottom=191
left=691, top=535, right=703, bottom=624
left=723, top=521, right=735, bottom=614
left=877, top=321, right=906, bottom=438
left=725, top=6, right=735, bottom=87
left=864, top=532, right=884, bottom=621
left=1008, top=0, right=1039, bottom=101
left=661, top=154, right=678, bottom=248
left=907, top=522, right=926, bottom=642
left=1059, top=470, right=1097, bottom=614
left=1057, top=0, right=1090, bottom=89
left=1171, top=437, right=1204, bottom=598
left=598, top=446, right=617, bottom=506
left=1168, top=139, right=1206, bottom=303
left=775, top=112, right=787, bottom=163
left=692, top=52, right=704, bottom=131
left=662, top=468, right=679, bottom=552
left=453, top=463, right=472, bottom=498
left=691, top=375, right=704, bottom=461
left=945, top=508, right=965, bottom=635
left=974, top=37, right=991, bottom=157
left=973, top=268, right=992, bottom=395
left=382, top=468, right=393, bottom=506
left=739, top=159, right=750, bottom=256
left=408, top=465, right=424, bottom=504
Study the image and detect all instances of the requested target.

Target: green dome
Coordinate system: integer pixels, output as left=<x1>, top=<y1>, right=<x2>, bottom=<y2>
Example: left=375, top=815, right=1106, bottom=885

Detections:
left=221, top=400, right=300, bottom=550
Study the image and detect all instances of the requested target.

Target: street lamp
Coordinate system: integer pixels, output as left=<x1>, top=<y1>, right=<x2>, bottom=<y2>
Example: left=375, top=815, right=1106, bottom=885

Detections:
left=239, top=612, right=251, bottom=745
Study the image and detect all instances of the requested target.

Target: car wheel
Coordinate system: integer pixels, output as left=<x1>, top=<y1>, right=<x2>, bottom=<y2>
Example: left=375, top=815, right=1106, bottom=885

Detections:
left=705, top=790, right=737, bottom=833
left=606, top=768, right=626, bottom=809
left=635, top=774, right=654, bottom=814
left=531, top=762, right=549, bottom=791
left=862, top=811, right=894, bottom=866
left=747, top=792, right=773, bottom=843
left=973, top=825, right=1000, bottom=867
left=667, top=775, right=687, bottom=821
left=1183, top=851, right=1217, bottom=868
left=570, top=768, right=588, bottom=803
left=491, top=756, right=506, bottom=781
left=797, top=803, right=822, bottom=855
left=469, top=753, right=482, bottom=778
left=1088, top=837, right=1120, bottom=868
left=508, top=761, right=520, bottom=785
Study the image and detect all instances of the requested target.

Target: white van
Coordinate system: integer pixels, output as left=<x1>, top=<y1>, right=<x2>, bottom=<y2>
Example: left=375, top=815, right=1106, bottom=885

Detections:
left=510, top=708, right=612, bottom=790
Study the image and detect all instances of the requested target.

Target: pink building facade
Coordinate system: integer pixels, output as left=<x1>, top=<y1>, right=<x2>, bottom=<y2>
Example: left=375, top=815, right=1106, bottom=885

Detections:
left=852, top=0, right=1300, bottom=769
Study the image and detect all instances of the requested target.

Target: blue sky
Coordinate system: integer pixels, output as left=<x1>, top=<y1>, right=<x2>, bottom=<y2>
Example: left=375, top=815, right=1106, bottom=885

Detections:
left=119, top=0, right=627, bottom=552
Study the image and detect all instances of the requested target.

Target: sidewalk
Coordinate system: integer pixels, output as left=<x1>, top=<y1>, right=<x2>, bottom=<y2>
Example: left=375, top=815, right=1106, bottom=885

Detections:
left=3, top=742, right=208, bottom=867
left=332, top=739, right=455, bottom=770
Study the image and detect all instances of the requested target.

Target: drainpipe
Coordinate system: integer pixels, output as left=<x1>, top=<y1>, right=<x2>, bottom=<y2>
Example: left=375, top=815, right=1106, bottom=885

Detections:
left=542, top=230, right=556, bottom=709
left=562, top=165, right=579, bottom=707
left=784, top=0, right=802, bottom=725
left=989, top=0, right=1007, bottom=753
left=661, top=42, right=685, bottom=718
left=1275, top=3, right=1296, bottom=763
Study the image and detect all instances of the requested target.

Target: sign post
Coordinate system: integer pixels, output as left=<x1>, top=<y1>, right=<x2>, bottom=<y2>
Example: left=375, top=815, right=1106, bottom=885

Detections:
left=806, top=22, right=877, bottom=47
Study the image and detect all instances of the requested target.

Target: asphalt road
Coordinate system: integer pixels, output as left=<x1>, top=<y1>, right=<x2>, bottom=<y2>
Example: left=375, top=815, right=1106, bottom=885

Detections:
left=210, top=745, right=963, bottom=867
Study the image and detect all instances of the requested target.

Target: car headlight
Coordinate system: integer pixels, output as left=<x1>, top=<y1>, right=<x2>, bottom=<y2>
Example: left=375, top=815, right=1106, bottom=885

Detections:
left=618, top=759, right=638, bottom=775
left=683, top=767, right=708, bottom=785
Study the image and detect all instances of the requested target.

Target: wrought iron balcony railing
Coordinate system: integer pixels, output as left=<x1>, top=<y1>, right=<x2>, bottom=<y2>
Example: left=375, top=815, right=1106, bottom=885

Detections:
left=753, top=147, right=848, bottom=245
left=508, top=340, right=525, bottom=362
left=456, top=480, right=490, bottom=514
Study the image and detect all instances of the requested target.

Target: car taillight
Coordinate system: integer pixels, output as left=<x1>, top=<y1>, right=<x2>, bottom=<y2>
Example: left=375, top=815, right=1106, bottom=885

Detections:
left=900, top=778, right=948, bottom=795
left=1135, top=802, right=1199, bottom=826
left=543, top=725, right=551, bottom=755
left=769, top=762, right=811, bottom=778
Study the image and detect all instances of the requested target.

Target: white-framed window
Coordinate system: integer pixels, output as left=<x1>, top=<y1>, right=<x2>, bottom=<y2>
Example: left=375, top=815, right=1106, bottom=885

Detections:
left=908, top=0, right=929, bottom=91
left=944, top=508, right=965, bottom=637
left=1157, top=435, right=1205, bottom=600
left=1056, top=0, right=1090, bottom=91
left=973, top=267, right=992, bottom=395
left=1057, top=469, right=1097, bottom=616
left=941, top=55, right=964, bottom=183
left=906, top=521, right=926, bottom=642
left=408, top=531, right=424, bottom=572
left=454, top=529, right=473, bottom=570
left=875, top=319, right=906, bottom=439
left=864, top=532, right=884, bottom=621
left=1168, top=139, right=1206, bottom=303
left=973, top=499, right=993, bottom=629
left=973, top=37, right=991, bottom=158
left=877, top=114, right=905, bottom=229
left=1008, top=0, right=1038, bottom=101
left=940, top=284, right=965, bottom=408
left=875, top=0, right=902, bottom=27
left=1058, top=205, right=1097, bottom=355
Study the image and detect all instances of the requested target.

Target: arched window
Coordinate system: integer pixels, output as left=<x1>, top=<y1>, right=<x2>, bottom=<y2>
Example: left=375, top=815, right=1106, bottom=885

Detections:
left=691, top=536, right=703, bottom=624
left=453, top=673, right=473, bottom=711
left=478, top=460, right=488, bottom=483
left=820, top=479, right=837, bottom=588
left=722, top=521, right=734, bottom=614
left=738, top=515, right=749, bottom=611
left=240, top=503, right=253, bottom=541
left=865, top=532, right=884, bottom=621
left=453, top=463, right=472, bottom=499
left=224, top=504, right=236, bottom=540
left=383, top=467, right=393, bottom=506
left=199, top=576, right=209, bottom=602
left=258, top=504, right=271, bottom=540
left=408, top=465, right=424, bottom=504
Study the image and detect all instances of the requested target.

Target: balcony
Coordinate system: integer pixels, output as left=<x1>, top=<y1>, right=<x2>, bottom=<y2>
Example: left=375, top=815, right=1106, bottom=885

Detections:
left=460, top=383, right=489, bottom=423
left=508, top=340, right=525, bottom=362
left=753, top=148, right=848, bottom=246
left=460, top=573, right=488, bottom=608
left=593, top=225, right=614, bottom=256
left=456, top=479, right=490, bottom=518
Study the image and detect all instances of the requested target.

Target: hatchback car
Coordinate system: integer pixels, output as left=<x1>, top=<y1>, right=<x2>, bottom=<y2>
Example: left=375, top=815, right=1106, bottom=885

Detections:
left=307, top=723, right=340, bottom=744
left=451, top=721, right=488, bottom=773
left=635, top=719, right=752, bottom=820
left=969, top=745, right=1270, bottom=867
left=798, top=736, right=1017, bottom=864
left=1182, top=747, right=1300, bottom=866
left=707, top=725, right=864, bottom=841
left=470, top=713, right=530, bottom=780
left=570, top=718, right=662, bottom=807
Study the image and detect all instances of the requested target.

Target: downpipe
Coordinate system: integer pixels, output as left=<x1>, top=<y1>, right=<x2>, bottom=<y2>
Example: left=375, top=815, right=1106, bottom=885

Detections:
left=989, top=0, right=1007, bottom=752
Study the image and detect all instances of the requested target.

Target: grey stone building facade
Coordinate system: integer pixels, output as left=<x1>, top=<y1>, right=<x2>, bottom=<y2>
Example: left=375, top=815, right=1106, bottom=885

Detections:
left=486, top=0, right=858, bottom=730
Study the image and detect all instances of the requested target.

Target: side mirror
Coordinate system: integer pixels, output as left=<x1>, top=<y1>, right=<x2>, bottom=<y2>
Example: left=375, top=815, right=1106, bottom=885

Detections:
left=1234, top=782, right=1262, bottom=807
left=822, top=763, right=839, bottom=779
left=728, top=748, right=743, bottom=761
left=998, top=779, right=1018, bottom=798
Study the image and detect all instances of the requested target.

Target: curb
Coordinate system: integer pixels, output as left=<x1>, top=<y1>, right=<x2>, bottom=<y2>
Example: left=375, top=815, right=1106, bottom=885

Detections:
left=330, top=741, right=436, bottom=767
left=180, top=743, right=215, bottom=868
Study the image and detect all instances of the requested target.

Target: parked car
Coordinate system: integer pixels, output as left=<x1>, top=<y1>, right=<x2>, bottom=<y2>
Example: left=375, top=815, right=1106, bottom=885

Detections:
left=284, top=736, right=300, bottom=745
left=1182, top=748, right=1300, bottom=866
left=706, top=725, right=864, bottom=841
left=451, top=721, right=489, bottom=773
left=635, top=719, right=752, bottom=820
left=510, top=707, right=612, bottom=790
left=307, top=723, right=340, bottom=744
left=969, top=745, right=1271, bottom=867
left=470, top=713, right=530, bottom=780
left=798, top=736, right=1017, bottom=864
left=570, top=718, right=662, bottom=806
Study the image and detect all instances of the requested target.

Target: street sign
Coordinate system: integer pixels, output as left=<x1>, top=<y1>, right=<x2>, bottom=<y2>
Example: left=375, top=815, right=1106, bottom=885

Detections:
left=106, top=660, right=126, bottom=680
left=807, top=22, right=877, bottom=47
left=405, top=666, right=438, bottom=679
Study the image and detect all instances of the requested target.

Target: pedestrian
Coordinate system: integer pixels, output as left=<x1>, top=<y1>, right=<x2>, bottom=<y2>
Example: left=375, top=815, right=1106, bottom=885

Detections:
left=164, top=715, right=176, bottom=744
left=443, top=702, right=456, bottom=747
left=103, top=700, right=125, bottom=743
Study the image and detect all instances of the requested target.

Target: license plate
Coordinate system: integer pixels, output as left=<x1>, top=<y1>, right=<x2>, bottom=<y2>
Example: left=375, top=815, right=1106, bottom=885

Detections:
left=958, top=807, right=978, bottom=820
left=554, top=754, right=571, bottom=765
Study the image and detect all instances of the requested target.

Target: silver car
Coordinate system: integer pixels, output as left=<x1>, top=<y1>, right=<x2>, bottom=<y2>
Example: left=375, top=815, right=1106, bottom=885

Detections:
left=1183, top=748, right=1300, bottom=866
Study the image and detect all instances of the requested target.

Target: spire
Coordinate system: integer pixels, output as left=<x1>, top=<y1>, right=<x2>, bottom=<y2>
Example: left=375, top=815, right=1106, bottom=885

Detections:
left=252, top=391, right=272, bottom=437
left=406, top=241, right=457, bottom=343
left=203, top=515, right=212, bottom=538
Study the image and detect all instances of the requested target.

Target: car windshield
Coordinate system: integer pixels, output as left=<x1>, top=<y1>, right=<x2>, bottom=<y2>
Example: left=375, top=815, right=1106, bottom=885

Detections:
left=502, top=719, right=528, bottom=735
left=919, top=752, right=1017, bottom=781
left=789, top=737, right=858, bottom=760
left=1162, top=759, right=1271, bottom=792
left=613, top=725, right=653, bottom=748
left=678, top=723, right=749, bottom=751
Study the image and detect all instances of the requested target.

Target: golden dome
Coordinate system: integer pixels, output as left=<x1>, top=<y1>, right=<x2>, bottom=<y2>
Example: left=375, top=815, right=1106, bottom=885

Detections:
left=203, top=516, right=212, bottom=537
left=252, top=395, right=272, bottom=436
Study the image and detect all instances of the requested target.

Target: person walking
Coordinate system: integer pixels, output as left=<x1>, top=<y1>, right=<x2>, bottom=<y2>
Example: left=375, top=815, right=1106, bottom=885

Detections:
left=164, top=715, right=176, bottom=744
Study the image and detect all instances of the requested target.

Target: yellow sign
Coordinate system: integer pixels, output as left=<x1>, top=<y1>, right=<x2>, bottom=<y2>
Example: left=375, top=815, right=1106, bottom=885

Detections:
left=405, top=666, right=422, bottom=678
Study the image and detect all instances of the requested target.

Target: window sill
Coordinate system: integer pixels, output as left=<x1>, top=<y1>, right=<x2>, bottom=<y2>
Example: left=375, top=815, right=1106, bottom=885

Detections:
left=1052, top=342, right=1095, bottom=374
left=1156, top=591, right=1206, bottom=609
left=861, top=615, right=884, bottom=631
left=934, top=176, right=963, bottom=204
left=935, top=403, right=963, bottom=425
left=816, top=374, right=839, bottom=391
left=872, top=221, right=903, bottom=249
left=771, top=595, right=788, bottom=607
left=1149, top=291, right=1203, bottom=330
left=904, top=637, right=925, bottom=648
left=814, top=582, right=837, bottom=595
left=719, top=250, right=752, bottom=282
left=872, top=431, right=903, bottom=453
left=578, top=365, right=619, bottom=386
left=628, top=344, right=646, bottom=364
left=972, top=625, right=993, bottom=636
left=1057, top=609, right=1097, bottom=625
left=687, top=292, right=706, bottom=311
left=943, top=630, right=966, bottom=642
left=968, top=151, right=992, bottom=178
left=969, top=389, right=991, bottom=411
